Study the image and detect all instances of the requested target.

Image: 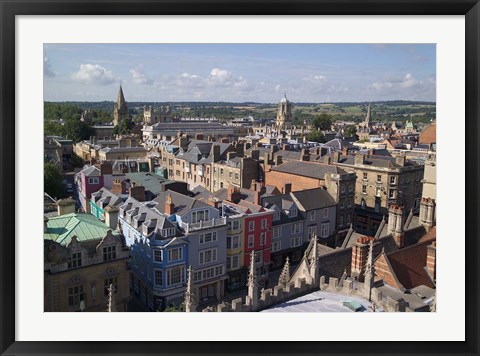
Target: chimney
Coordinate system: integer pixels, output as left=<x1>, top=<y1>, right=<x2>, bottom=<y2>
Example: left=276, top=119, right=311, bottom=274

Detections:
left=227, top=186, right=241, bottom=204
left=283, top=183, right=292, bottom=195
left=271, top=145, right=279, bottom=154
left=221, top=138, right=230, bottom=144
left=195, top=133, right=204, bottom=140
left=207, top=196, right=221, bottom=208
left=274, top=155, right=283, bottom=166
left=388, top=204, right=405, bottom=248
left=164, top=194, right=175, bottom=215
left=396, top=154, right=406, bottom=167
left=426, top=241, right=436, bottom=281
left=282, top=144, right=289, bottom=151
left=253, top=190, right=261, bottom=205
left=342, top=147, right=348, bottom=156
left=355, top=153, right=365, bottom=165
left=419, top=198, right=436, bottom=232
left=250, top=179, right=257, bottom=192
left=179, top=136, right=188, bottom=149
left=251, top=149, right=260, bottom=161
left=323, top=155, right=332, bottom=165
left=100, top=162, right=113, bottom=175
left=129, top=185, right=146, bottom=202
left=333, top=151, right=340, bottom=163
left=351, top=236, right=375, bottom=281
left=57, top=198, right=76, bottom=216
left=111, top=179, right=126, bottom=195
left=235, top=142, right=244, bottom=157
left=44, top=216, right=49, bottom=233
left=104, top=206, right=119, bottom=230
left=301, top=148, right=310, bottom=161
left=211, top=144, right=221, bottom=162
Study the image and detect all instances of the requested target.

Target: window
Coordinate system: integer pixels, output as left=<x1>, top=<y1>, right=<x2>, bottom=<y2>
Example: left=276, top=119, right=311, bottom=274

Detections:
left=220, top=182, right=224, bottom=188
left=175, top=170, right=180, bottom=176
left=340, top=200, right=345, bottom=209
left=261, top=219, right=267, bottom=229
left=199, top=248, right=217, bottom=264
left=348, top=185, right=353, bottom=193
left=235, top=173, right=239, bottom=181
left=363, top=172, right=368, bottom=180
left=227, top=235, right=240, bottom=249
left=323, top=208, right=328, bottom=218
left=166, top=266, right=185, bottom=286
left=377, top=174, right=382, bottom=183
left=341, top=185, right=346, bottom=194
left=348, top=200, right=352, bottom=208
left=272, top=226, right=281, bottom=238
left=390, top=176, right=397, bottom=185
left=103, top=246, right=116, bottom=261
left=273, top=211, right=280, bottom=221
left=249, top=221, right=255, bottom=231
left=154, top=270, right=163, bottom=286
left=227, top=255, right=240, bottom=269
left=193, top=265, right=224, bottom=282
left=248, top=235, right=254, bottom=248
left=162, top=228, right=175, bottom=237
left=199, top=231, right=218, bottom=244
left=68, top=285, right=85, bottom=307
left=320, top=223, right=329, bottom=238
left=290, top=236, right=302, bottom=247
left=254, top=253, right=263, bottom=264
left=192, top=210, right=209, bottom=223
left=88, top=177, right=99, bottom=184
left=362, top=185, right=367, bottom=194
left=260, top=232, right=266, bottom=246
left=68, top=252, right=82, bottom=269
left=232, top=220, right=240, bottom=230
left=290, top=208, right=297, bottom=217
left=271, top=241, right=281, bottom=252
left=389, top=189, right=396, bottom=199
left=154, top=249, right=162, bottom=263
left=104, top=277, right=118, bottom=296
left=346, top=214, right=351, bottom=224
left=309, top=211, right=316, bottom=221
left=308, top=225, right=317, bottom=238
left=168, top=248, right=183, bottom=262
left=291, top=222, right=303, bottom=234
left=220, top=168, right=224, bottom=175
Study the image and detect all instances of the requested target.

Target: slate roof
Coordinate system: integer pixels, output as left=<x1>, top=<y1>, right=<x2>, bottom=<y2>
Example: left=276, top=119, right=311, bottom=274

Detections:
left=291, top=188, right=337, bottom=211
left=211, top=186, right=277, bottom=204
left=271, top=160, right=347, bottom=180
left=153, top=190, right=210, bottom=216
left=81, top=165, right=100, bottom=177
left=124, top=172, right=175, bottom=195
left=90, top=188, right=125, bottom=209
left=332, top=154, right=421, bottom=169
left=99, top=146, right=147, bottom=154
left=44, top=213, right=119, bottom=246
left=261, top=194, right=304, bottom=225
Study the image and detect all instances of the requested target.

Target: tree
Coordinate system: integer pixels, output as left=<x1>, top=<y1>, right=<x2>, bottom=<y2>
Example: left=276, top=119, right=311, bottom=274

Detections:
left=306, top=130, right=326, bottom=143
left=310, top=113, right=333, bottom=131
left=62, top=119, right=94, bottom=143
left=344, top=125, right=358, bottom=139
left=44, top=162, right=65, bottom=199
left=113, top=118, right=135, bottom=135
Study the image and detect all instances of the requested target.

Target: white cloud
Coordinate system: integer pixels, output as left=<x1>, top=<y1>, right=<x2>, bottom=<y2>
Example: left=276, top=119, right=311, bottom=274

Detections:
left=400, top=73, right=418, bottom=88
left=44, top=56, right=55, bottom=78
left=209, top=68, right=232, bottom=84
left=130, top=66, right=153, bottom=85
left=71, top=64, right=117, bottom=85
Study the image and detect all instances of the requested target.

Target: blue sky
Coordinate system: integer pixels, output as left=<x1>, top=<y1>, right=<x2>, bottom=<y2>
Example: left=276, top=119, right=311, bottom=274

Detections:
left=44, top=44, right=436, bottom=103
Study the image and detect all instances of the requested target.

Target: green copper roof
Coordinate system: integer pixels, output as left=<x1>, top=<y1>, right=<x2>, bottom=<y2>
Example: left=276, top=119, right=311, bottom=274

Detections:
left=44, top=213, right=118, bottom=246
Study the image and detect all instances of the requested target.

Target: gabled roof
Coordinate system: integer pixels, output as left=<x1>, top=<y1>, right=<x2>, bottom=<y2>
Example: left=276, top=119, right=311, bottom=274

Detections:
left=81, top=165, right=100, bottom=177
left=291, top=188, right=337, bottom=211
left=44, top=213, right=119, bottom=246
left=153, top=190, right=210, bottom=216
left=91, top=188, right=125, bottom=209
left=271, top=160, right=347, bottom=180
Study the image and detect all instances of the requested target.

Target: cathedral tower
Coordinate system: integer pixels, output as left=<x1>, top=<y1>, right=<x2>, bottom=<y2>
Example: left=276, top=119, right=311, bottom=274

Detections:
left=113, top=85, right=129, bottom=126
left=275, top=93, right=293, bottom=132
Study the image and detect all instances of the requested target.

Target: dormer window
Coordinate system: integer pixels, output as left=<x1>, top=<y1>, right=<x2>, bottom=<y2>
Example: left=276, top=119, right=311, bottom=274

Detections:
left=273, top=211, right=280, bottom=221
left=290, top=208, right=297, bottom=217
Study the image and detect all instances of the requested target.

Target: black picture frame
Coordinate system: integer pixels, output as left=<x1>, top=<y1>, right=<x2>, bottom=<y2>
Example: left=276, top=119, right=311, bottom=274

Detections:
left=1, top=1, right=479, bottom=355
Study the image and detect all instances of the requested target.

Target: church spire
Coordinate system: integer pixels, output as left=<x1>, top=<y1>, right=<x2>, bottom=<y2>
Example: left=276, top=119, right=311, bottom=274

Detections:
left=117, top=84, right=126, bottom=105
left=113, top=84, right=128, bottom=126
left=278, top=257, right=291, bottom=287
left=365, top=103, right=371, bottom=125
left=184, top=265, right=196, bottom=312
left=363, top=239, right=375, bottom=301
left=246, top=251, right=259, bottom=311
left=107, top=283, right=116, bottom=312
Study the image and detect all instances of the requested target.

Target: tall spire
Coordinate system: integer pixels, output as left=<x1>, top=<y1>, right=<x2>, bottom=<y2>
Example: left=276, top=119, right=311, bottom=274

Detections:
left=309, top=235, right=320, bottom=287
left=184, top=265, right=196, bottom=312
left=117, top=84, right=126, bottom=105
left=113, top=84, right=128, bottom=126
left=107, top=283, right=116, bottom=312
left=363, top=239, right=375, bottom=301
left=246, top=251, right=259, bottom=311
left=278, top=257, right=291, bottom=287
left=365, top=103, right=371, bottom=125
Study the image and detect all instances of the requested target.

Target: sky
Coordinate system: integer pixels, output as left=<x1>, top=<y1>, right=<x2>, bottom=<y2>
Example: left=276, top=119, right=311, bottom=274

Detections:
left=44, top=44, right=436, bottom=103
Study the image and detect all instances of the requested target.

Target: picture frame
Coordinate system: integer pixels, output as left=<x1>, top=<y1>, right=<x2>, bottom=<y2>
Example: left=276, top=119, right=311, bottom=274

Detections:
left=1, top=0, right=479, bottom=355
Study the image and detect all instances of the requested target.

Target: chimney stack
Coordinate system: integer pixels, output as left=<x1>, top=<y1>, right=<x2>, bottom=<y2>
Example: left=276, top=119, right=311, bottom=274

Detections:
left=283, top=183, right=292, bottom=195
left=104, top=206, right=119, bottom=230
left=419, top=198, right=436, bottom=232
left=164, top=194, right=175, bottom=215
left=129, top=185, right=146, bottom=202
left=227, top=186, right=241, bottom=204
left=251, top=149, right=260, bottom=161
left=388, top=204, right=405, bottom=248
left=57, top=198, right=76, bottom=216
left=253, top=190, right=261, bottom=205
left=274, top=155, right=283, bottom=166
left=333, top=151, right=340, bottom=163
left=396, top=154, right=406, bottom=167
left=301, top=148, right=310, bottom=161
left=323, top=155, right=332, bottom=165
left=355, top=153, right=365, bottom=165
left=342, top=146, right=348, bottom=156
left=111, top=179, right=127, bottom=195
left=351, top=236, right=375, bottom=281
left=211, top=144, right=221, bottom=162
left=195, top=133, right=204, bottom=140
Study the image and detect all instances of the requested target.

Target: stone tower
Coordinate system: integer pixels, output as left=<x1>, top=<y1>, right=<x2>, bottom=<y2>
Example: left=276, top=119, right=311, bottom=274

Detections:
left=113, top=85, right=128, bottom=126
left=275, top=93, right=293, bottom=132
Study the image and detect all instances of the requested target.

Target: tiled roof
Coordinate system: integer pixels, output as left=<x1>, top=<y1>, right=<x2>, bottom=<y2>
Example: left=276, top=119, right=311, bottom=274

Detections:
left=124, top=172, right=174, bottom=195
left=271, top=160, right=347, bottom=180
left=91, top=188, right=125, bottom=208
left=153, top=190, right=209, bottom=216
left=81, top=165, right=100, bottom=177
left=44, top=213, right=119, bottom=246
left=291, top=188, right=337, bottom=211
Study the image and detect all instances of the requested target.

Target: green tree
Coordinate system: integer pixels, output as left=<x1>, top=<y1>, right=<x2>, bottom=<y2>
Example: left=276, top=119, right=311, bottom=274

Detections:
left=306, top=130, right=326, bottom=143
left=113, top=118, right=135, bottom=135
left=344, top=125, right=358, bottom=139
left=62, top=119, right=94, bottom=143
left=44, top=162, right=65, bottom=199
left=310, top=113, right=333, bottom=131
